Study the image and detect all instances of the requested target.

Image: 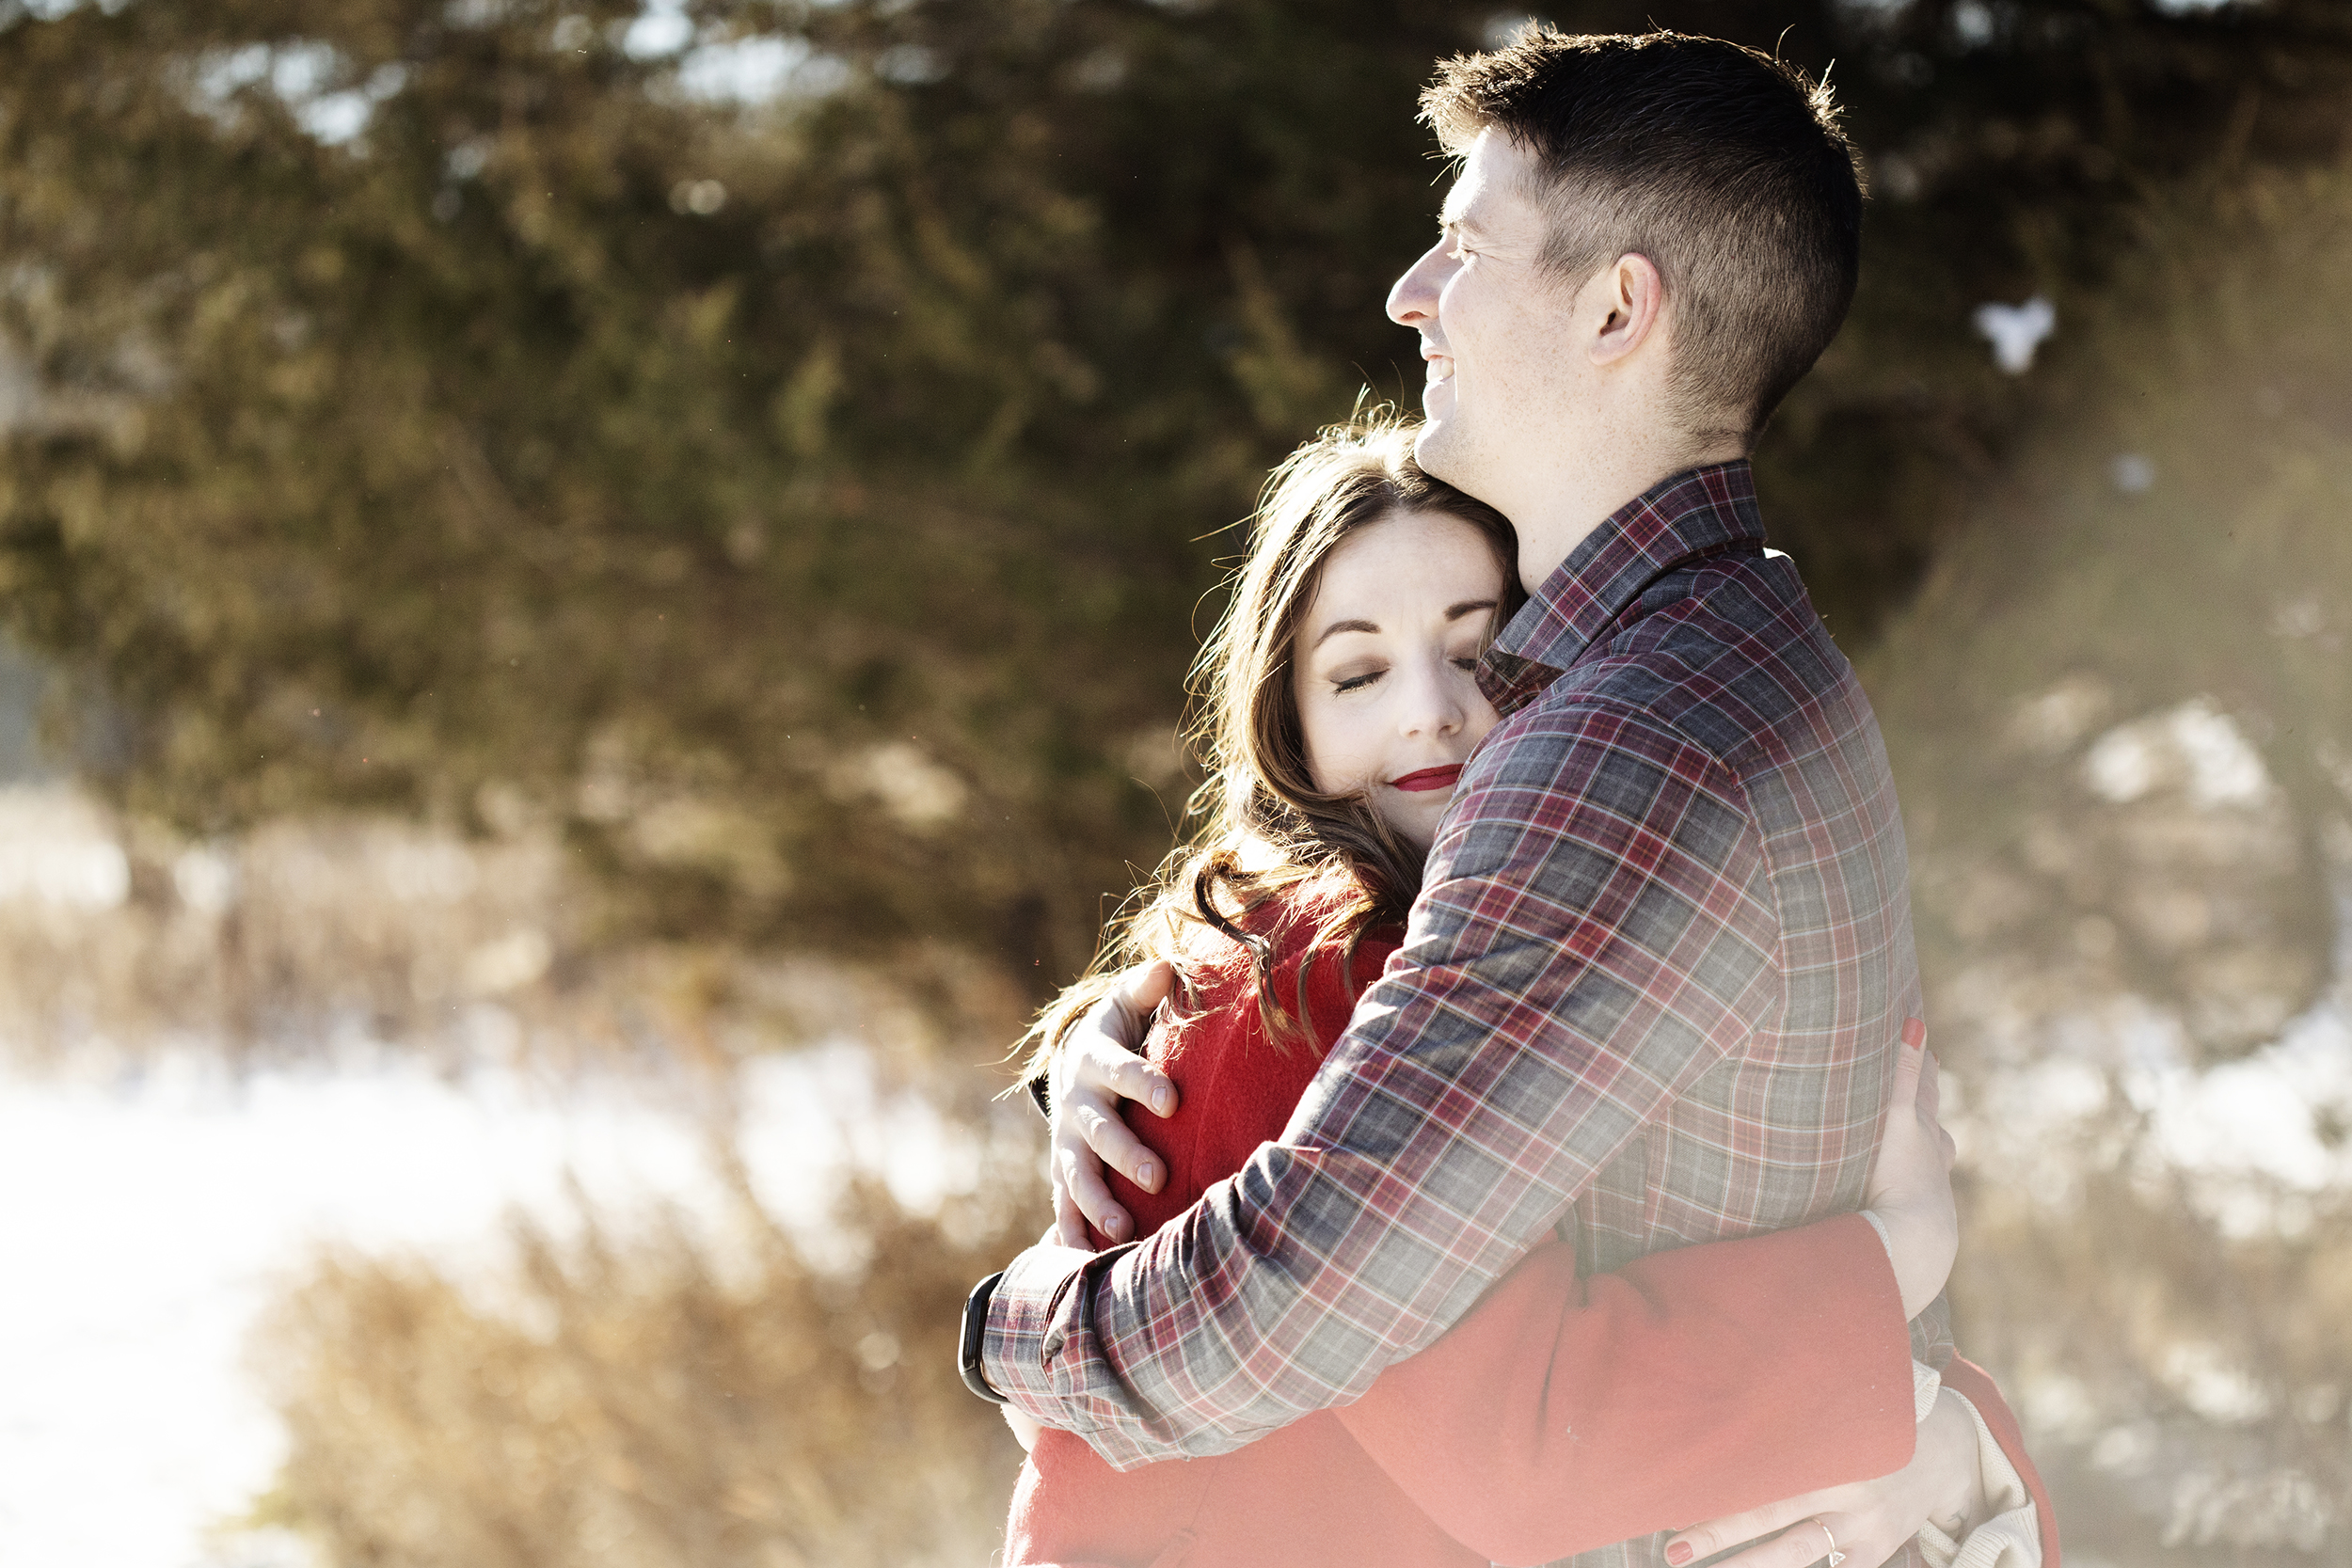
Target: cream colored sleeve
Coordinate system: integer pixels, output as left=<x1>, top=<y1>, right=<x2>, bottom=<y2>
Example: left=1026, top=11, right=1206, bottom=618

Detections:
left=1858, top=1210, right=1947, bottom=1425
left=1915, top=1390, right=2042, bottom=1568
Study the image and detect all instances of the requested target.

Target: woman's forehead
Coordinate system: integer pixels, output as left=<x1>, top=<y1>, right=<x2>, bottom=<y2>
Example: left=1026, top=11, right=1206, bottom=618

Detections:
left=1303, top=512, right=1506, bottom=626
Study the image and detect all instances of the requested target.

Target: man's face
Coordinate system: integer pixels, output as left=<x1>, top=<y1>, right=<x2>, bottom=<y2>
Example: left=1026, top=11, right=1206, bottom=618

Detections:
left=1385, top=130, right=1585, bottom=522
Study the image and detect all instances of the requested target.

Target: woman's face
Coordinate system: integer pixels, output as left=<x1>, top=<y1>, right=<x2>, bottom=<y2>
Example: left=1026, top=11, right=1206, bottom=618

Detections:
left=1289, top=509, right=1506, bottom=853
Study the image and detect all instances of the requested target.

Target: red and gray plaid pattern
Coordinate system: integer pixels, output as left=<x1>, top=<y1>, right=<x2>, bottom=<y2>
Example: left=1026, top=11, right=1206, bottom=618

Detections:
left=988, top=462, right=1936, bottom=1567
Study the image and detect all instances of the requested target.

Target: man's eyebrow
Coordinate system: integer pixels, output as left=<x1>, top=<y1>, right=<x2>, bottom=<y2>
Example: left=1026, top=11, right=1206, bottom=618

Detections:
left=1310, top=618, right=1380, bottom=650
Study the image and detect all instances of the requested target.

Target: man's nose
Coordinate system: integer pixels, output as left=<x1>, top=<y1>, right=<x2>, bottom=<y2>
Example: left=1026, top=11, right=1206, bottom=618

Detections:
left=1386, top=240, right=1451, bottom=329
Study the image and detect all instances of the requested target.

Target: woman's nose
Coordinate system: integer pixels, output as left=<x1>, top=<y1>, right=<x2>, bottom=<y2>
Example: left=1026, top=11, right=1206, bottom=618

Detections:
left=1397, top=657, right=1467, bottom=737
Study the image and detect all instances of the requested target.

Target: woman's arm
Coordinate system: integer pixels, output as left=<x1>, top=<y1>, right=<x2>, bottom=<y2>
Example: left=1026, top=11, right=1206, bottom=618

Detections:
left=1038, top=1001, right=2036, bottom=1565
left=1333, top=1211, right=1916, bottom=1565
left=1332, top=1029, right=1976, bottom=1565
left=1662, top=1373, right=2052, bottom=1568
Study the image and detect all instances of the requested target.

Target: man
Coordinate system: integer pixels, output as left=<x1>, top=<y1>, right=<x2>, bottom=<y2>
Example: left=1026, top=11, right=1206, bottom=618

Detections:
left=972, top=30, right=2046, bottom=1568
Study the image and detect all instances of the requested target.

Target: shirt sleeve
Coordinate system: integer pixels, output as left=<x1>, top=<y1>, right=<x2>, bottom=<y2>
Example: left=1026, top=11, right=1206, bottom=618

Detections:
left=985, top=704, right=1789, bottom=1466
left=1332, top=1212, right=1915, bottom=1565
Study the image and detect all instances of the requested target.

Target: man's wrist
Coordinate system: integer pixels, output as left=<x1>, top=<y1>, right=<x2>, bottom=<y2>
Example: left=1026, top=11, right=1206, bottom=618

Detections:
left=958, top=1270, right=1009, bottom=1404
left=973, top=1240, right=1107, bottom=1416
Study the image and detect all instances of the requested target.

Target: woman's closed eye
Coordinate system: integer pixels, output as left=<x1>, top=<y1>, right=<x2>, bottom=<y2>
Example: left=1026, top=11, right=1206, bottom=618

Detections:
left=1331, top=667, right=1386, bottom=694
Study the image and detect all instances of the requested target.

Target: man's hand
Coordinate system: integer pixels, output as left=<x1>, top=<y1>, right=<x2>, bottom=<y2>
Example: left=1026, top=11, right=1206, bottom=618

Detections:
left=1048, top=960, right=1180, bottom=1246
left=1664, top=1388, right=1983, bottom=1568
left=1001, top=1402, right=1042, bottom=1451
left=1863, top=1019, right=1961, bottom=1321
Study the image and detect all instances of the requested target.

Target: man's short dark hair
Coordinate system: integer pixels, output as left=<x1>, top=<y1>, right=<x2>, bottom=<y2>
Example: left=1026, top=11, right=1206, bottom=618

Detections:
left=1422, top=28, right=1866, bottom=444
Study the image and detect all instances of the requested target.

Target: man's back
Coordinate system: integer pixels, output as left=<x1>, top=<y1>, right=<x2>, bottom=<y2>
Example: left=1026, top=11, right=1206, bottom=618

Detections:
left=1449, top=464, right=1931, bottom=1566
left=1515, top=494, right=1920, bottom=1274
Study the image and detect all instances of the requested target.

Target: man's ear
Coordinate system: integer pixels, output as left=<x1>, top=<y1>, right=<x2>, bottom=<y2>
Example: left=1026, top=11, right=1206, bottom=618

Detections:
left=1587, top=252, right=1665, bottom=368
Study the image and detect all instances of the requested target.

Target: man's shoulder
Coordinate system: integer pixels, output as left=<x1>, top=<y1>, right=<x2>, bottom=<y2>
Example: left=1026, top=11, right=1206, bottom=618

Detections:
left=1528, top=555, right=1862, bottom=769
left=1441, top=690, right=1768, bottom=890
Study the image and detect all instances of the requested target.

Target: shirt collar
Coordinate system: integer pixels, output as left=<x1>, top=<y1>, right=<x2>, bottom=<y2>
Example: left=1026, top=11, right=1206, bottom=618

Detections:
left=1478, top=460, right=1768, bottom=715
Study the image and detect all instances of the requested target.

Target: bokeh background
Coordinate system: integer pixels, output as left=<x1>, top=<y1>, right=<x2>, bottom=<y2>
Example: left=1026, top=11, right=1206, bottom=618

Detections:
left=0, top=0, right=2347, bottom=1563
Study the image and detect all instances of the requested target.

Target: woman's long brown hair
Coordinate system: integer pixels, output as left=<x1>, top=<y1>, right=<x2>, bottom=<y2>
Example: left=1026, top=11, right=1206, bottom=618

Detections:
left=1016, top=411, right=1523, bottom=1083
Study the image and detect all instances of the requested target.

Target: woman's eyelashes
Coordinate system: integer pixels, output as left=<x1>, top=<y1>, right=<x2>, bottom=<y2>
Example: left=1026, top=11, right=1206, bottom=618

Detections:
left=1325, top=649, right=1483, bottom=694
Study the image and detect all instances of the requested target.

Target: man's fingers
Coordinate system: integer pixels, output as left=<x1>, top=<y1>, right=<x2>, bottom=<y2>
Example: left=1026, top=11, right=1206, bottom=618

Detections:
left=1113, top=957, right=1177, bottom=1016
left=1052, top=1182, right=1090, bottom=1250
left=1073, top=1095, right=1166, bottom=1192
left=1073, top=1035, right=1176, bottom=1118
left=1056, top=1140, right=1133, bottom=1243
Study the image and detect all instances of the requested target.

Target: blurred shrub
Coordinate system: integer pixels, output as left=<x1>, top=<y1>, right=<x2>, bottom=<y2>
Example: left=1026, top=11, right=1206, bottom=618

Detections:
left=0, top=786, right=1033, bottom=1077
left=3, top=0, right=2349, bottom=988
left=255, top=1178, right=1035, bottom=1568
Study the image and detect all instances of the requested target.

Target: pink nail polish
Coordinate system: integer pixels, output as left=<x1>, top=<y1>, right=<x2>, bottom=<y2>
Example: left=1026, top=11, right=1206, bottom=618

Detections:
left=1665, top=1544, right=1692, bottom=1566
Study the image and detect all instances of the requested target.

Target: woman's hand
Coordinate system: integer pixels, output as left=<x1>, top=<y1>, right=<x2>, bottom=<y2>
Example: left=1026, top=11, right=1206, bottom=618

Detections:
left=1047, top=960, right=1180, bottom=1247
left=1664, top=1387, right=1984, bottom=1568
left=1865, top=1019, right=1961, bottom=1322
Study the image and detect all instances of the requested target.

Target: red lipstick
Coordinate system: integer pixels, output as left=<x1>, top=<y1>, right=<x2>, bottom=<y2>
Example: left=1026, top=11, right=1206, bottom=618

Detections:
left=1389, top=765, right=1462, bottom=794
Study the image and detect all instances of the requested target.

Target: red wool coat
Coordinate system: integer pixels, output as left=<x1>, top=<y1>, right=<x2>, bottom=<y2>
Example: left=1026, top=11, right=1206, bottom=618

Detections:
left=1007, top=892, right=2058, bottom=1568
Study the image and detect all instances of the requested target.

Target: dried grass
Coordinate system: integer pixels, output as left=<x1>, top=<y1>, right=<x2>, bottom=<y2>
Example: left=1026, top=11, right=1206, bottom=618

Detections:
left=252, top=1178, right=1035, bottom=1568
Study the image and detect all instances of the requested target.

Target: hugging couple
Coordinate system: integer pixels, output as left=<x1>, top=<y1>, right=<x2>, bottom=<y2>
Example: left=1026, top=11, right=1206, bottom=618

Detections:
left=958, top=27, right=2060, bottom=1568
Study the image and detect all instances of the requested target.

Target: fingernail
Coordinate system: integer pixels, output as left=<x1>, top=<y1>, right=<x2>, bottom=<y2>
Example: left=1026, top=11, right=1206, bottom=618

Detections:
left=1665, top=1544, right=1692, bottom=1566
left=1902, top=1018, right=1927, bottom=1049
left=1153, top=1089, right=1172, bottom=1117
left=1136, top=1162, right=1156, bottom=1189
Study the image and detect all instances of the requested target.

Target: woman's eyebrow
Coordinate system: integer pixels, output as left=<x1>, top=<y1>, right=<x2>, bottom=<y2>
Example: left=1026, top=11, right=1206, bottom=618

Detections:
left=1310, top=618, right=1381, bottom=650
left=1445, top=598, right=1499, bottom=620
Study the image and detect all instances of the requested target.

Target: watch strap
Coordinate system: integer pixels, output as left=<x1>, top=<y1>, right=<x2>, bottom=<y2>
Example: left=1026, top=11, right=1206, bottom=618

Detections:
left=958, top=1268, right=1009, bottom=1405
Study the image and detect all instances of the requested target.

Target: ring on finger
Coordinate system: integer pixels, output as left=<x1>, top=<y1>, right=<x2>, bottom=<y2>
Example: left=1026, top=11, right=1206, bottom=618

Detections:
left=1814, top=1518, right=1845, bottom=1568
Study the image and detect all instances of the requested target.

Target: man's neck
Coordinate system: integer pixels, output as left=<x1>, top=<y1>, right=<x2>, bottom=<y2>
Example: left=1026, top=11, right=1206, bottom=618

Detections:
left=1511, top=431, right=1748, bottom=594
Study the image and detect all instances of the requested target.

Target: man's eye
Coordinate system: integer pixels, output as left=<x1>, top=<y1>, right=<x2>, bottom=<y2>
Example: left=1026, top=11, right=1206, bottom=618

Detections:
left=1452, top=657, right=1481, bottom=673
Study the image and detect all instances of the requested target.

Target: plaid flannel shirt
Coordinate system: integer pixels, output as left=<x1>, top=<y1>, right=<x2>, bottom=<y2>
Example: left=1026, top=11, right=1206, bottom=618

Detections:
left=987, top=462, right=1942, bottom=1567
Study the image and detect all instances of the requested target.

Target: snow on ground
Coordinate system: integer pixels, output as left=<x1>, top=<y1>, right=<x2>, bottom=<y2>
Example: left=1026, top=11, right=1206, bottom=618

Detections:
left=0, top=1038, right=963, bottom=1568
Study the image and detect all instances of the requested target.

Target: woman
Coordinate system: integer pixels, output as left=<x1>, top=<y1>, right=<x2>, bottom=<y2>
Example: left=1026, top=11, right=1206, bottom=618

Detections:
left=1003, top=416, right=2050, bottom=1568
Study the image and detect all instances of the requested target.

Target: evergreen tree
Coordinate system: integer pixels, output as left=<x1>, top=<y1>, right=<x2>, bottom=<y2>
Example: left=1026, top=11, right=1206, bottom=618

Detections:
left=4, top=0, right=2347, bottom=982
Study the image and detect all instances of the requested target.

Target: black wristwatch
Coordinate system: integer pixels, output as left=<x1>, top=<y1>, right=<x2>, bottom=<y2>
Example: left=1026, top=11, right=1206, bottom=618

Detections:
left=959, top=1269, right=1009, bottom=1405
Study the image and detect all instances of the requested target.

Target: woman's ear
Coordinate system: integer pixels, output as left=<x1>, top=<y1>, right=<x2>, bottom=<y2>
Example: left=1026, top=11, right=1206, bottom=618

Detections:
left=1588, top=251, right=1666, bottom=368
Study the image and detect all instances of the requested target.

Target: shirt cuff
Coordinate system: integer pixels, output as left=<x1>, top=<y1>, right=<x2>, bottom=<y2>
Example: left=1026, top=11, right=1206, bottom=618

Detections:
left=1913, top=1356, right=1944, bottom=1423
left=980, top=1241, right=1116, bottom=1421
left=1915, top=1390, right=2043, bottom=1568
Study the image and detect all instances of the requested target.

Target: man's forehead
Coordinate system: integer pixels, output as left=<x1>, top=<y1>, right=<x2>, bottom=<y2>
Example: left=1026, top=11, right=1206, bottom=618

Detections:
left=1441, top=130, right=1543, bottom=230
